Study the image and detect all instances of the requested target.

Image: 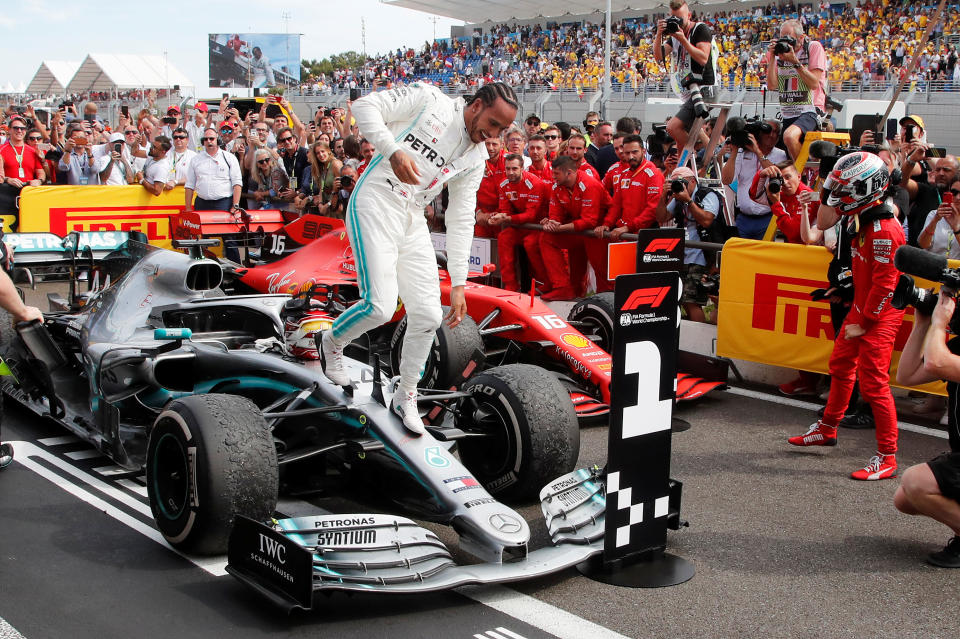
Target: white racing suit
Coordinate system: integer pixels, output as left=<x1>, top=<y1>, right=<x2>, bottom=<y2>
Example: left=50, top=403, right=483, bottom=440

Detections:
left=331, top=83, right=486, bottom=389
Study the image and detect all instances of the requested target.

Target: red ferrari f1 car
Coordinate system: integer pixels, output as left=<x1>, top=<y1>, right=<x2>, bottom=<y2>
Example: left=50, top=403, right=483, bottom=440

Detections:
left=180, top=213, right=727, bottom=423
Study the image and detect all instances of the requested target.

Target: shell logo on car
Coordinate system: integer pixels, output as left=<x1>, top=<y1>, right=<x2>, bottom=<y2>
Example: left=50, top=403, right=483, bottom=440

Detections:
left=560, top=333, right=591, bottom=349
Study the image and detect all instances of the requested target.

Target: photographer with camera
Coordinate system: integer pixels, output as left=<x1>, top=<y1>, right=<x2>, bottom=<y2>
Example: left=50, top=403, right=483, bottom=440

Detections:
left=655, top=166, right=721, bottom=323
left=721, top=117, right=786, bottom=239
left=654, top=0, right=718, bottom=152
left=765, top=20, right=826, bottom=161
left=900, top=140, right=958, bottom=247
left=788, top=152, right=906, bottom=481
left=94, top=132, right=134, bottom=186
left=916, top=178, right=960, bottom=259
left=747, top=160, right=814, bottom=245
left=894, top=274, right=960, bottom=568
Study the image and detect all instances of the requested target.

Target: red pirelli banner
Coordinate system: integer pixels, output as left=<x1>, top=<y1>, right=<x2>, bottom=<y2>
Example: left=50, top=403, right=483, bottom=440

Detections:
left=717, top=238, right=946, bottom=395
left=16, top=185, right=186, bottom=249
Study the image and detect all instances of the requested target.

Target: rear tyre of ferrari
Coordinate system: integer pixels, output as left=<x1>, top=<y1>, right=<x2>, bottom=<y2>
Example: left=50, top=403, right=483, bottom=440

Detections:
left=0, top=443, right=12, bottom=469
left=457, top=364, right=579, bottom=502
left=567, top=293, right=616, bottom=352
left=147, top=394, right=278, bottom=555
left=390, top=309, right=483, bottom=389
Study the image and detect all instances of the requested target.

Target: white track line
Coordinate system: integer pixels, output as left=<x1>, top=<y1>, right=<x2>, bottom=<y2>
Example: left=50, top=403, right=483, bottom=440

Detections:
left=64, top=449, right=103, bottom=460
left=457, top=585, right=631, bottom=639
left=725, top=387, right=949, bottom=439
left=0, top=617, right=25, bottom=639
left=9, top=442, right=227, bottom=576
left=36, top=435, right=79, bottom=446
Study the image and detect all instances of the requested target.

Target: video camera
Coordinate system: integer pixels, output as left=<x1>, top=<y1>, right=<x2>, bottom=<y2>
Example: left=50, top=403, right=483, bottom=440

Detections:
left=892, top=245, right=960, bottom=332
left=808, top=140, right=874, bottom=179
left=773, top=36, right=797, bottom=55
left=663, top=16, right=684, bottom=35
left=725, top=116, right=772, bottom=148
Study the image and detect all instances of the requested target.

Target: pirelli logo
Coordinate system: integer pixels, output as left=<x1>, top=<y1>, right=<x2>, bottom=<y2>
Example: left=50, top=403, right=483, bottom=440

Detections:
left=622, top=287, right=670, bottom=310
left=48, top=206, right=180, bottom=242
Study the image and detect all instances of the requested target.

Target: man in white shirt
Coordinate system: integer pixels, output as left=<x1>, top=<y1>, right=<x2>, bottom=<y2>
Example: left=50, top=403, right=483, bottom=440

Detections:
left=720, top=119, right=787, bottom=239
left=138, top=136, right=172, bottom=196
left=94, top=132, right=134, bottom=185
left=166, top=128, right=197, bottom=188
left=184, top=127, right=243, bottom=260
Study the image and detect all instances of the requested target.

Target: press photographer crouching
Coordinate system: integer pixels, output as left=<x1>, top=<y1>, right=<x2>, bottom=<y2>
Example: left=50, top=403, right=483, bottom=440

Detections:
left=893, top=245, right=960, bottom=568
left=653, top=0, right=718, bottom=152
left=747, top=160, right=814, bottom=245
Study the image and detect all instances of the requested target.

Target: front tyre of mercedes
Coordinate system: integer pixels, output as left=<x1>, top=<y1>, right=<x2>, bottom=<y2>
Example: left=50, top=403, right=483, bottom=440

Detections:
left=147, top=394, right=278, bottom=555
left=456, top=364, right=580, bottom=502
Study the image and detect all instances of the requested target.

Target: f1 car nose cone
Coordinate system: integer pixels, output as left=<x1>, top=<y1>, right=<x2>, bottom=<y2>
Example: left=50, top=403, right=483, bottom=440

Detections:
left=489, top=513, right=523, bottom=534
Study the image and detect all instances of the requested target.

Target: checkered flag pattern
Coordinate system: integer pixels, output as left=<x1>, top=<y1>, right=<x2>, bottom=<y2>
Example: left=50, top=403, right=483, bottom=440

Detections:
left=606, top=471, right=669, bottom=548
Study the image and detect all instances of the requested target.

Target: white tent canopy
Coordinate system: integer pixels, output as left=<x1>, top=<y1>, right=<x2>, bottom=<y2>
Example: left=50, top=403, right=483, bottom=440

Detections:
left=65, top=53, right=192, bottom=94
left=383, top=0, right=760, bottom=26
left=25, top=61, right=80, bottom=95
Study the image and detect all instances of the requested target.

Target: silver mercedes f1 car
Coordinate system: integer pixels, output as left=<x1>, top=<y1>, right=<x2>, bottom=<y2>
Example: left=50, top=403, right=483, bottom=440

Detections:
left=0, top=232, right=611, bottom=610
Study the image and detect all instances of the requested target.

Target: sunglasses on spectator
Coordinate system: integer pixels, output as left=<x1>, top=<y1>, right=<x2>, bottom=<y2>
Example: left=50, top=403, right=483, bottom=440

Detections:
left=172, top=135, right=188, bottom=139
left=124, top=130, right=138, bottom=135
left=543, top=134, right=558, bottom=139
left=950, top=188, right=960, bottom=197
left=27, top=136, right=42, bottom=142
left=278, top=136, right=294, bottom=143
left=10, top=126, right=26, bottom=131
left=257, top=159, right=271, bottom=164
left=202, top=137, right=217, bottom=142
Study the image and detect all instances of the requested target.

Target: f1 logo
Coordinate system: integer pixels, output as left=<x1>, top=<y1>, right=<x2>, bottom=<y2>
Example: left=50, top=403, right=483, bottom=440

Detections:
left=644, top=238, right=680, bottom=253
left=622, top=287, right=670, bottom=310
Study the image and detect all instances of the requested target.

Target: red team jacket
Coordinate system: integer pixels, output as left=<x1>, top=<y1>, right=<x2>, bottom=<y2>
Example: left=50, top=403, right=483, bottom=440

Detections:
left=849, top=212, right=906, bottom=327
left=527, top=160, right=553, bottom=185
left=603, top=159, right=664, bottom=232
left=477, top=151, right=506, bottom=212
left=549, top=174, right=610, bottom=232
left=498, top=172, right=549, bottom=224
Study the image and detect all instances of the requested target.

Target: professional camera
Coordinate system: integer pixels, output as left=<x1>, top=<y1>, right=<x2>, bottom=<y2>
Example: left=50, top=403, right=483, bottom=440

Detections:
left=767, top=176, right=783, bottom=194
left=807, top=140, right=869, bottom=178
left=892, top=245, right=960, bottom=331
left=825, top=95, right=844, bottom=112
left=773, top=36, right=797, bottom=55
left=681, top=73, right=711, bottom=120
left=664, top=16, right=684, bottom=35
left=670, top=177, right=689, bottom=194
left=340, top=175, right=353, bottom=188
left=725, top=116, right=772, bottom=148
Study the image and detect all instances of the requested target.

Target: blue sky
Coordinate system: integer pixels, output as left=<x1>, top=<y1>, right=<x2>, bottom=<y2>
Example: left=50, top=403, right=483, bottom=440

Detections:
left=2, top=0, right=462, bottom=97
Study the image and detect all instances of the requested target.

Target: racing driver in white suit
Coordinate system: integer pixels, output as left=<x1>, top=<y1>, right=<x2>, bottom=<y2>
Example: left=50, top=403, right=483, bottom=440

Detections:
left=321, top=81, right=519, bottom=435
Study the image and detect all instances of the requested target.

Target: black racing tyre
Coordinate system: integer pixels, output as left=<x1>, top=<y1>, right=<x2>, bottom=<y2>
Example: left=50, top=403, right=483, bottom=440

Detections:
left=567, top=292, right=616, bottom=352
left=0, top=309, right=15, bottom=351
left=0, top=442, right=12, bottom=470
left=390, top=309, right=483, bottom=389
left=457, top=364, right=579, bottom=502
left=146, top=394, right=278, bottom=555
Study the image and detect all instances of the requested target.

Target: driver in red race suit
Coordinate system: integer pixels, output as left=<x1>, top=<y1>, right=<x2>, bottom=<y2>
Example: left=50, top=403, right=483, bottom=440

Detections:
left=320, top=82, right=519, bottom=435
left=788, top=151, right=905, bottom=480
left=489, top=154, right=551, bottom=292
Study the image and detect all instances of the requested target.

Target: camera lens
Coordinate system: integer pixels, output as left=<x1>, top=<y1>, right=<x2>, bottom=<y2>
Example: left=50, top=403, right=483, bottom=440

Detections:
left=768, top=177, right=783, bottom=194
left=671, top=178, right=687, bottom=194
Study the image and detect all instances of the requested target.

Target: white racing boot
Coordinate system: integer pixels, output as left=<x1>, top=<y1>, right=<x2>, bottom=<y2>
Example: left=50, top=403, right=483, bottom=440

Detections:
left=320, top=331, right=351, bottom=386
left=391, top=386, right=427, bottom=436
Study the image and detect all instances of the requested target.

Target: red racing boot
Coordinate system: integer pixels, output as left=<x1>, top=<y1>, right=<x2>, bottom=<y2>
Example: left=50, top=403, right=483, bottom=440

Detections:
left=850, top=453, right=897, bottom=481
left=788, top=421, right=838, bottom=447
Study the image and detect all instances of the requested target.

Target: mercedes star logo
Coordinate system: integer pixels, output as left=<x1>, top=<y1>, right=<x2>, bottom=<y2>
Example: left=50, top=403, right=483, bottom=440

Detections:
left=489, top=513, right=522, bottom=534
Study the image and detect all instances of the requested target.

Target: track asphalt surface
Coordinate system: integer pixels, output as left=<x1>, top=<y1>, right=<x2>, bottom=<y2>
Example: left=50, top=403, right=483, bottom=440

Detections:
left=1, top=384, right=956, bottom=638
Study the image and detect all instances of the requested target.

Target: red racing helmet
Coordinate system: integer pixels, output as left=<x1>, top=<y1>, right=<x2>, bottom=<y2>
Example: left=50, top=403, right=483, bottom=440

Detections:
left=824, top=151, right=889, bottom=215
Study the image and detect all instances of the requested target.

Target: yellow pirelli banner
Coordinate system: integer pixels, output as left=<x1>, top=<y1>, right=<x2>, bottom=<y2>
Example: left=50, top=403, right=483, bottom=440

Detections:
left=717, top=237, right=946, bottom=395
left=15, top=185, right=187, bottom=249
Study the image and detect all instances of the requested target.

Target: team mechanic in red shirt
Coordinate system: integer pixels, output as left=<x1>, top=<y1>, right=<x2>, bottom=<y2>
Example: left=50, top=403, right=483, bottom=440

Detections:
left=598, top=134, right=664, bottom=239
left=474, top=135, right=506, bottom=238
left=526, top=134, right=553, bottom=184
left=564, top=134, right=599, bottom=181
left=788, top=152, right=905, bottom=480
left=489, top=154, right=551, bottom=292
left=601, top=133, right=629, bottom=196
left=539, top=155, right=611, bottom=300
left=748, top=160, right=813, bottom=244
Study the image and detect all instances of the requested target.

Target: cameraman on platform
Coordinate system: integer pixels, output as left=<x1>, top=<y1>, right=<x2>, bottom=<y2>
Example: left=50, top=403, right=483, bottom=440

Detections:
left=654, top=0, right=717, bottom=152
left=765, top=20, right=827, bottom=161
left=895, top=286, right=960, bottom=568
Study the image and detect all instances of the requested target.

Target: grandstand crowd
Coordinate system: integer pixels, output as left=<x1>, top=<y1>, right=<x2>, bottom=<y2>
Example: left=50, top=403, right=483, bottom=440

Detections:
left=301, top=1, right=960, bottom=94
